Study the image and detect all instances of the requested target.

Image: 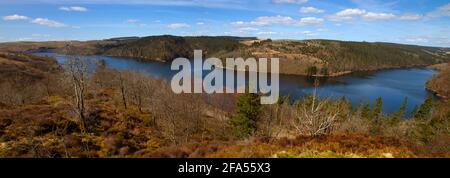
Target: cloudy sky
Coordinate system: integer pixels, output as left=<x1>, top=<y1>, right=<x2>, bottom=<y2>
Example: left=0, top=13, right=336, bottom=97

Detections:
left=0, top=0, right=449, bottom=47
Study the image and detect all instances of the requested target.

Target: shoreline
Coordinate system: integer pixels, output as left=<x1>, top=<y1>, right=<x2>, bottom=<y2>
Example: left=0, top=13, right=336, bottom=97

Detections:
left=211, top=60, right=441, bottom=78
left=425, top=62, right=450, bottom=100
left=31, top=51, right=447, bottom=78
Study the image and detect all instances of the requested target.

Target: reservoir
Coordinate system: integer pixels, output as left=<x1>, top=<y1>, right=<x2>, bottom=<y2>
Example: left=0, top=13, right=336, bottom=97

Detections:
left=35, top=52, right=438, bottom=115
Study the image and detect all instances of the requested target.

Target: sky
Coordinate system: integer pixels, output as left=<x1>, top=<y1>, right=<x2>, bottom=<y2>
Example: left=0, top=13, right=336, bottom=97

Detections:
left=0, top=0, right=449, bottom=47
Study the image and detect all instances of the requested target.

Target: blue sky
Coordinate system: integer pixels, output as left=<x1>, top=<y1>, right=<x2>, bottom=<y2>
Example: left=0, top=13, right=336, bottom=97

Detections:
left=0, top=0, right=449, bottom=47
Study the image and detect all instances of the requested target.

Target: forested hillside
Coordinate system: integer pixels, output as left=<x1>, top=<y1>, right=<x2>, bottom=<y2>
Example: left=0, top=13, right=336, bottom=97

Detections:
left=0, top=36, right=448, bottom=75
left=103, top=36, right=243, bottom=62
left=217, top=39, right=449, bottom=75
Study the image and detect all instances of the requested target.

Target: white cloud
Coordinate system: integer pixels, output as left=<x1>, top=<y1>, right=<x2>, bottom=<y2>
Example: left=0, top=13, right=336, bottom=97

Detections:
left=250, top=15, right=297, bottom=26
left=232, top=15, right=322, bottom=27
left=30, top=18, right=66, bottom=27
left=330, top=8, right=397, bottom=21
left=3, top=14, right=68, bottom=28
left=298, top=17, right=324, bottom=26
left=404, top=37, right=429, bottom=43
left=427, top=3, right=450, bottom=17
left=300, top=7, right=324, bottom=14
left=301, top=30, right=319, bottom=36
left=330, top=8, right=366, bottom=21
left=238, top=27, right=258, bottom=32
left=17, top=37, right=33, bottom=41
left=167, top=23, right=190, bottom=29
left=272, top=0, right=308, bottom=4
left=400, top=35, right=450, bottom=46
left=126, top=19, right=139, bottom=23
left=31, top=34, right=50, bottom=37
left=399, top=14, right=422, bottom=21
left=231, top=21, right=246, bottom=26
left=362, top=12, right=396, bottom=21
left=257, top=31, right=278, bottom=35
left=336, top=9, right=367, bottom=17
left=197, top=22, right=205, bottom=25
left=59, top=6, right=88, bottom=12
left=2, top=14, right=28, bottom=21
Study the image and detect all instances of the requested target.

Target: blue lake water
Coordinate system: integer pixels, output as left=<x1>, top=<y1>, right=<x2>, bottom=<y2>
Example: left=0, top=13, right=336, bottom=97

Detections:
left=35, top=52, right=438, bottom=115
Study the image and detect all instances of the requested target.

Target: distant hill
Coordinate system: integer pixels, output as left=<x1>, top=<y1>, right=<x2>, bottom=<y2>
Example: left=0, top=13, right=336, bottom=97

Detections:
left=0, top=36, right=448, bottom=75
left=99, top=35, right=243, bottom=62
left=221, top=39, right=450, bottom=75
left=106, top=36, right=141, bottom=41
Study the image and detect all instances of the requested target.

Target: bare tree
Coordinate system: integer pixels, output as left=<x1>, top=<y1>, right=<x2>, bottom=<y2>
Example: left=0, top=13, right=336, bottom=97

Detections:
left=65, top=56, right=89, bottom=132
left=293, top=79, right=340, bottom=136
left=117, top=72, right=128, bottom=110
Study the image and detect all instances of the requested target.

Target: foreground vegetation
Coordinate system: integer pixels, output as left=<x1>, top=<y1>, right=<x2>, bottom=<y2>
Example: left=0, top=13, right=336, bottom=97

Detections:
left=0, top=52, right=448, bottom=158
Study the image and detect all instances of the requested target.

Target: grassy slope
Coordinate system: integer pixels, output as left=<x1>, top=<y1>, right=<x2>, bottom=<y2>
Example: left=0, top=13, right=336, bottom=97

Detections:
left=0, top=52, right=60, bottom=81
left=427, top=63, right=450, bottom=100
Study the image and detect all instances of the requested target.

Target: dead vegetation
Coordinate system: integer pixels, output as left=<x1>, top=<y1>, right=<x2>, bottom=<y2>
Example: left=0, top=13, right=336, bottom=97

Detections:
left=427, top=62, right=450, bottom=100
left=0, top=53, right=448, bottom=158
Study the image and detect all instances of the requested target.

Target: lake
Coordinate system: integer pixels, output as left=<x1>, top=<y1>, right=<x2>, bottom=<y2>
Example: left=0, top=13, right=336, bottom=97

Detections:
left=35, top=52, right=438, bottom=116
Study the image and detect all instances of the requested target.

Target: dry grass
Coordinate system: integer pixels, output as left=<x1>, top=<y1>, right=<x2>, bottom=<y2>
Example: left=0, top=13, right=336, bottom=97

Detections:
left=427, top=62, right=450, bottom=100
left=138, top=133, right=420, bottom=158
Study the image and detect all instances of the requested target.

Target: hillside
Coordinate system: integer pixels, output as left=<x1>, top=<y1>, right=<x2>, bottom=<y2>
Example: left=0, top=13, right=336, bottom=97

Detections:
left=0, top=52, right=61, bottom=84
left=427, top=62, right=450, bottom=100
left=102, top=36, right=242, bottom=62
left=0, top=52, right=61, bottom=106
left=217, top=39, right=449, bottom=75
left=0, top=51, right=448, bottom=158
left=0, top=36, right=448, bottom=75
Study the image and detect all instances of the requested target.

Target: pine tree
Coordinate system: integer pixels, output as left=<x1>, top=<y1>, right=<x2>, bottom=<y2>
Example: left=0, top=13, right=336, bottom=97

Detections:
left=230, top=93, right=261, bottom=138
left=361, top=103, right=371, bottom=119
left=393, top=97, right=408, bottom=119
left=411, top=105, right=419, bottom=118
left=374, top=97, right=383, bottom=119
left=370, top=97, right=384, bottom=135
left=414, top=95, right=434, bottom=120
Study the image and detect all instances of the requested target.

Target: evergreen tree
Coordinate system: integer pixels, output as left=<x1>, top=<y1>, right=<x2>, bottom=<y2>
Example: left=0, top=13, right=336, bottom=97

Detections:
left=370, top=97, right=384, bottom=135
left=414, top=95, right=434, bottom=120
left=306, top=66, right=318, bottom=76
left=374, top=97, right=383, bottom=119
left=361, top=103, right=371, bottom=118
left=393, top=97, right=408, bottom=119
left=411, top=105, right=419, bottom=118
left=230, top=93, right=261, bottom=138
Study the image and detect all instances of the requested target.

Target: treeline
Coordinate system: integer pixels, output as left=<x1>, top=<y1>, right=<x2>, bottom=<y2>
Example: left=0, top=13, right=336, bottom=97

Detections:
left=260, top=40, right=449, bottom=74
left=309, top=41, right=448, bottom=73
left=1, top=36, right=448, bottom=76
left=231, top=91, right=448, bottom=145
left=103, top=36, right=243, bottom=62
